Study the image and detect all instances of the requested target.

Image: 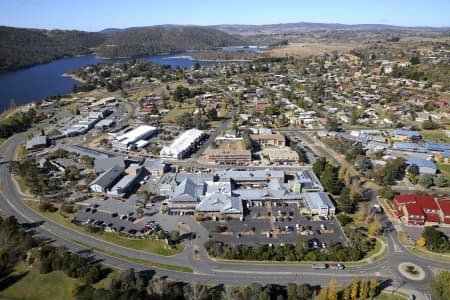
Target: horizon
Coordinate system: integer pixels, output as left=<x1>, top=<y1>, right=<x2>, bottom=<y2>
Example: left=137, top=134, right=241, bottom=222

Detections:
left=1, top=0, right=449, bottom=32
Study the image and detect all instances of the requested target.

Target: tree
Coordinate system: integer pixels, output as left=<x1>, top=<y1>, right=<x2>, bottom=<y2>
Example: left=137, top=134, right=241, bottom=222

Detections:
left=183, top=282, right=208, bottom=300
left=368, top=217, right=382, bottom=236
left=206, top=108, right=218, bottom=121
left=429, top=270, right=450, bottom=300
left=434, top=175, right=448, bottom=187
left=343, top=286, right=351, bottom=300
left=422, top=226, right=450, bottom=252
left=417, top=236, right=426, bottom=247
left=379, top=186, right=394, bottom=200
left=222, top=286, right=238, bottom=300
left=321, top=164, right=343, bottom=195
left=287, top=283, right=298, bottom=300
left=327, top=278, right=338, bottom=300
left=350, top=277, right=359, bottom=300
left=169, top=230, right=181, bottom=244
left=369, top=277, right=378, bottom=299
left=410, top=56, right=420, bottom=65
left=407, top=164, right=419, bottom=177
left=359, top=278, right=368, bottom=299
left=418, top=174, right=433, bottom=188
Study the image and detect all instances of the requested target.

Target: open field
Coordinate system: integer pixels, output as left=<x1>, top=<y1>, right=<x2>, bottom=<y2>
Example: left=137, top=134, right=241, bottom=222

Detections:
left=0, top=262, right=79, bottom=300
left=421, top=130, right=450, bottom=143
left=161, top=106, right=195, bottom=123
left=267, top=42, right=362, bottom=57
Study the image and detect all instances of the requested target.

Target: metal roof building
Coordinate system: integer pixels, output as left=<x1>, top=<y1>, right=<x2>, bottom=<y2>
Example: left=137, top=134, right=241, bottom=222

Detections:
left=393, top=142, right=427, bottom=153
left=301, top=192, right=336, bottom=216
left=407, top=158, right=437, bottom=175
left=89, top=165, right=124, bottom=193
left=108, top=173, right=141, bottom=197
left=111, top=125, right=157, bottom=150
left=160, top=129, right=204, bottom=159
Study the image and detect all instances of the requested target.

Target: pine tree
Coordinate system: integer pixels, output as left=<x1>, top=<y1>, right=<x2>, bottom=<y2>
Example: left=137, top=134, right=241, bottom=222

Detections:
left=369, top=277, right=378, bottom=299
left=359, top=278, right=369, bottom=299
left=327, top=278, right=338, bottom=300
left=350, top=277, right=359, bottom=300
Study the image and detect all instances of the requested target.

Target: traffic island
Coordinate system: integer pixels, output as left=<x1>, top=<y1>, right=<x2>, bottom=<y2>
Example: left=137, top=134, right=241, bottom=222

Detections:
left=398, top=262, right=425, bottom=281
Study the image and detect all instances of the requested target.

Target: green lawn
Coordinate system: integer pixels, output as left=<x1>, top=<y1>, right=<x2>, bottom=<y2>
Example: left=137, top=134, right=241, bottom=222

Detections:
left=374, top=291, right=408, bottom=300
left=161, top=106, right=195, bottom=123
left=0, top=262, right=80, bottom=300
left=437, top=163, right=450, bottom=181
left=421, top=130, right=450, bottom=143
left=25, top=201, right=183, bottom=256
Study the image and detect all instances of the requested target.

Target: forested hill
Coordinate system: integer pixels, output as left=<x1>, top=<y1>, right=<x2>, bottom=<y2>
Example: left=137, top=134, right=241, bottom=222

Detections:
left=96, top=26, right=243, bottom=58
left=0, top=26, right=107, bottom=72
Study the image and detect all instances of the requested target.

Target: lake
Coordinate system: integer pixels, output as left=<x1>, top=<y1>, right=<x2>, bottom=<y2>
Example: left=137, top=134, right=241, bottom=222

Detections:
left=0, top=47, right=258, bottom=112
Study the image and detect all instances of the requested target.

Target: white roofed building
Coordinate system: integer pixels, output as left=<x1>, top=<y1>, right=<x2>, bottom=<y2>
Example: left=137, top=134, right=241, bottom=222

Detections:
left=160, top=129, right=204, bottom=159
left=111, top=125, right=157, bottom=151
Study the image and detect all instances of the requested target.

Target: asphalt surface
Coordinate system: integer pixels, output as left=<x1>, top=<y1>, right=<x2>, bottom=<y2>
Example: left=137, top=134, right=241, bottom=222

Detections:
left=0, top=122, right=449, bottom=297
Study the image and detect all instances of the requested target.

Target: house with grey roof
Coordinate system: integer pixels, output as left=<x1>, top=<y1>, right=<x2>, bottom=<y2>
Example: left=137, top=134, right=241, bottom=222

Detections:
left=89, top=165, right=124, bottom=193
left=289, top=170, right=324, bottom=193
left=168, top=178, right=205, bottom=211
left=141, top=158, right=167, bottom=176
left=108, top=173, right=141, bottom=198
left=94, top=156, right=125, bottom=174
left=407, top=158, right=437, bottom=175
left=196, top=194, right=243, bottom=216
left=301, top=192, right=336, bottom=217
left=26, top=135, right=48, bottom=152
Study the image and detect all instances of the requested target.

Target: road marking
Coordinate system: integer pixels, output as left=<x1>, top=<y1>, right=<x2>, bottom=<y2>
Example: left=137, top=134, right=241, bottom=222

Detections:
left=387, top=231, right=402, bottom=253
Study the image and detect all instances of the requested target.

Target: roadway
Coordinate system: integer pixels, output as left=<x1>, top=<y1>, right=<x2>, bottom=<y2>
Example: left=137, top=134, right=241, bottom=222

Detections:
left=0, top=130, right=448, bottom=297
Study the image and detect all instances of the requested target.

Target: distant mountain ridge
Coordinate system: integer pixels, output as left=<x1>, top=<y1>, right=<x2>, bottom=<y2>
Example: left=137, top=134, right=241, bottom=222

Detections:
left=209, top=22, right=450, bottom=35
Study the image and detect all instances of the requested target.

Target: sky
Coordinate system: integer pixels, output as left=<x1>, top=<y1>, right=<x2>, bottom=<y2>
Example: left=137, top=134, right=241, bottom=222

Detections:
left=1, top=0, right=449, bottom=31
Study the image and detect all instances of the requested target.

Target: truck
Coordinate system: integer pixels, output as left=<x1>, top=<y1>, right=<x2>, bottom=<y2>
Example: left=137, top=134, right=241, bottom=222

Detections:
left=329, top=263, right=345, bottom=270
left=311, top=263, right=328, bottom=269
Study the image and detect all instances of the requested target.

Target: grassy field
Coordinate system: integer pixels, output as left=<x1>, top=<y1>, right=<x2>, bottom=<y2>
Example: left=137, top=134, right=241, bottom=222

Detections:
left=374, top=291, right=408, bottom=300
left=421, top=130, right=450, bottom=143
left=437, top=163, right=450, bottom=181
left=161, top=106, right=195, bottom=123
left=25, top=201, right=183, bottom=256
left=0, top=262, right=80, bottom=300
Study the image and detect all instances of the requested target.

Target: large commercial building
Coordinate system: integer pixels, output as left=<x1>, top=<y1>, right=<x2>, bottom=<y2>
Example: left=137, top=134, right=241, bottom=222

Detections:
left=205, top=149, right=251, bottom=165
left=160, top=129, right=204, bottom=159
left=250, top=133, right=286, bottom=147
left=111, top=125, right=157, bottom=151
left=108, top=173, right=141, bottom=198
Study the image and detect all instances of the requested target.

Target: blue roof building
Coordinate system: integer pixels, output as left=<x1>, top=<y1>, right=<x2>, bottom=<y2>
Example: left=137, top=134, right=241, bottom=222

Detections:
left=407, top=158, right=437, bottom=175
left=424, top=141, right=450, bottom=153
left=393, top=142, right=427, bottom=153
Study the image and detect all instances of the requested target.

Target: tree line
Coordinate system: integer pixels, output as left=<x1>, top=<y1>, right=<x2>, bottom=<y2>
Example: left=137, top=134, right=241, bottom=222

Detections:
left=0, top=26, right=106, bottom=72
left=0, top=109, right=43, bottom=139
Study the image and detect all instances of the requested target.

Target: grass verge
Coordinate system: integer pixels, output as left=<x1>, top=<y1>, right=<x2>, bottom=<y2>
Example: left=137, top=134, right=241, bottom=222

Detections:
left=72, top=239, right=193, bottom=273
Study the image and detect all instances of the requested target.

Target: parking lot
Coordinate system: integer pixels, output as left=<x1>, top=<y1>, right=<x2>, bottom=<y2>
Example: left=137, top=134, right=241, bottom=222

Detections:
left=202, top=202, right=348, bottom=247
left=74, top=195, right=192, bottom=236
left=284, top=131, right=318, bottom=164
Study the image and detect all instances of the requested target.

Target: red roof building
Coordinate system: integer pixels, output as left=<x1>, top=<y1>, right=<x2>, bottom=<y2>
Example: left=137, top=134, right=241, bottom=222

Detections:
left=392, top=195, right=441, bottom=225
left=437, top=198, right=450, bottom=225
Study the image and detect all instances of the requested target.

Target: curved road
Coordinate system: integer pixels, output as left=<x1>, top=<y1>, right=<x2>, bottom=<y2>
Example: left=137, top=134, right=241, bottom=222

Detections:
left=1, top=132, right=448, bottom=297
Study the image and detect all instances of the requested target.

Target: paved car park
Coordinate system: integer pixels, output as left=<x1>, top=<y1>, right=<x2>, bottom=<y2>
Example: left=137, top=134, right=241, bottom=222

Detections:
left=202, top=202, right=348, bottom=247
left=284, top=131, right=318, bottom=164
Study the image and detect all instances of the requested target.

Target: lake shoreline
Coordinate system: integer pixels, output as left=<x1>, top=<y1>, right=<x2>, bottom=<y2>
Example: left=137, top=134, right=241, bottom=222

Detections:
left=169, top=55, right=251, bottom=62
left=62, top=72, right=86, bottom=83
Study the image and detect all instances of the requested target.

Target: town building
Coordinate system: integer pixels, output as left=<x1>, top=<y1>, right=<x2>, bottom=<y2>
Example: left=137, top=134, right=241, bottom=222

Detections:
left=94, top=157, right=125, bottom=175
left=289, top=170, right=324, bottom=193
left=108, top=173, right=141, bottom=197
left=407, top=158, right=437, bottom=175
left=26, top=135, right=49, bottom=152
left=250, top=133, right=286, bottom=147
left=111, top=125, right=158, bottom=151
left=262, top=147, right=299, bottom=163
left=390, top=130, right=422, bottom=142
left=393, top=194, right=442, bottom=225
left=205, top=149, right=251, bottom=165
left=89, top=165, right=124, bottom=193
left=300, top=192, right=336, bottom=217
left=160, top=129, right=204, bottom=159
